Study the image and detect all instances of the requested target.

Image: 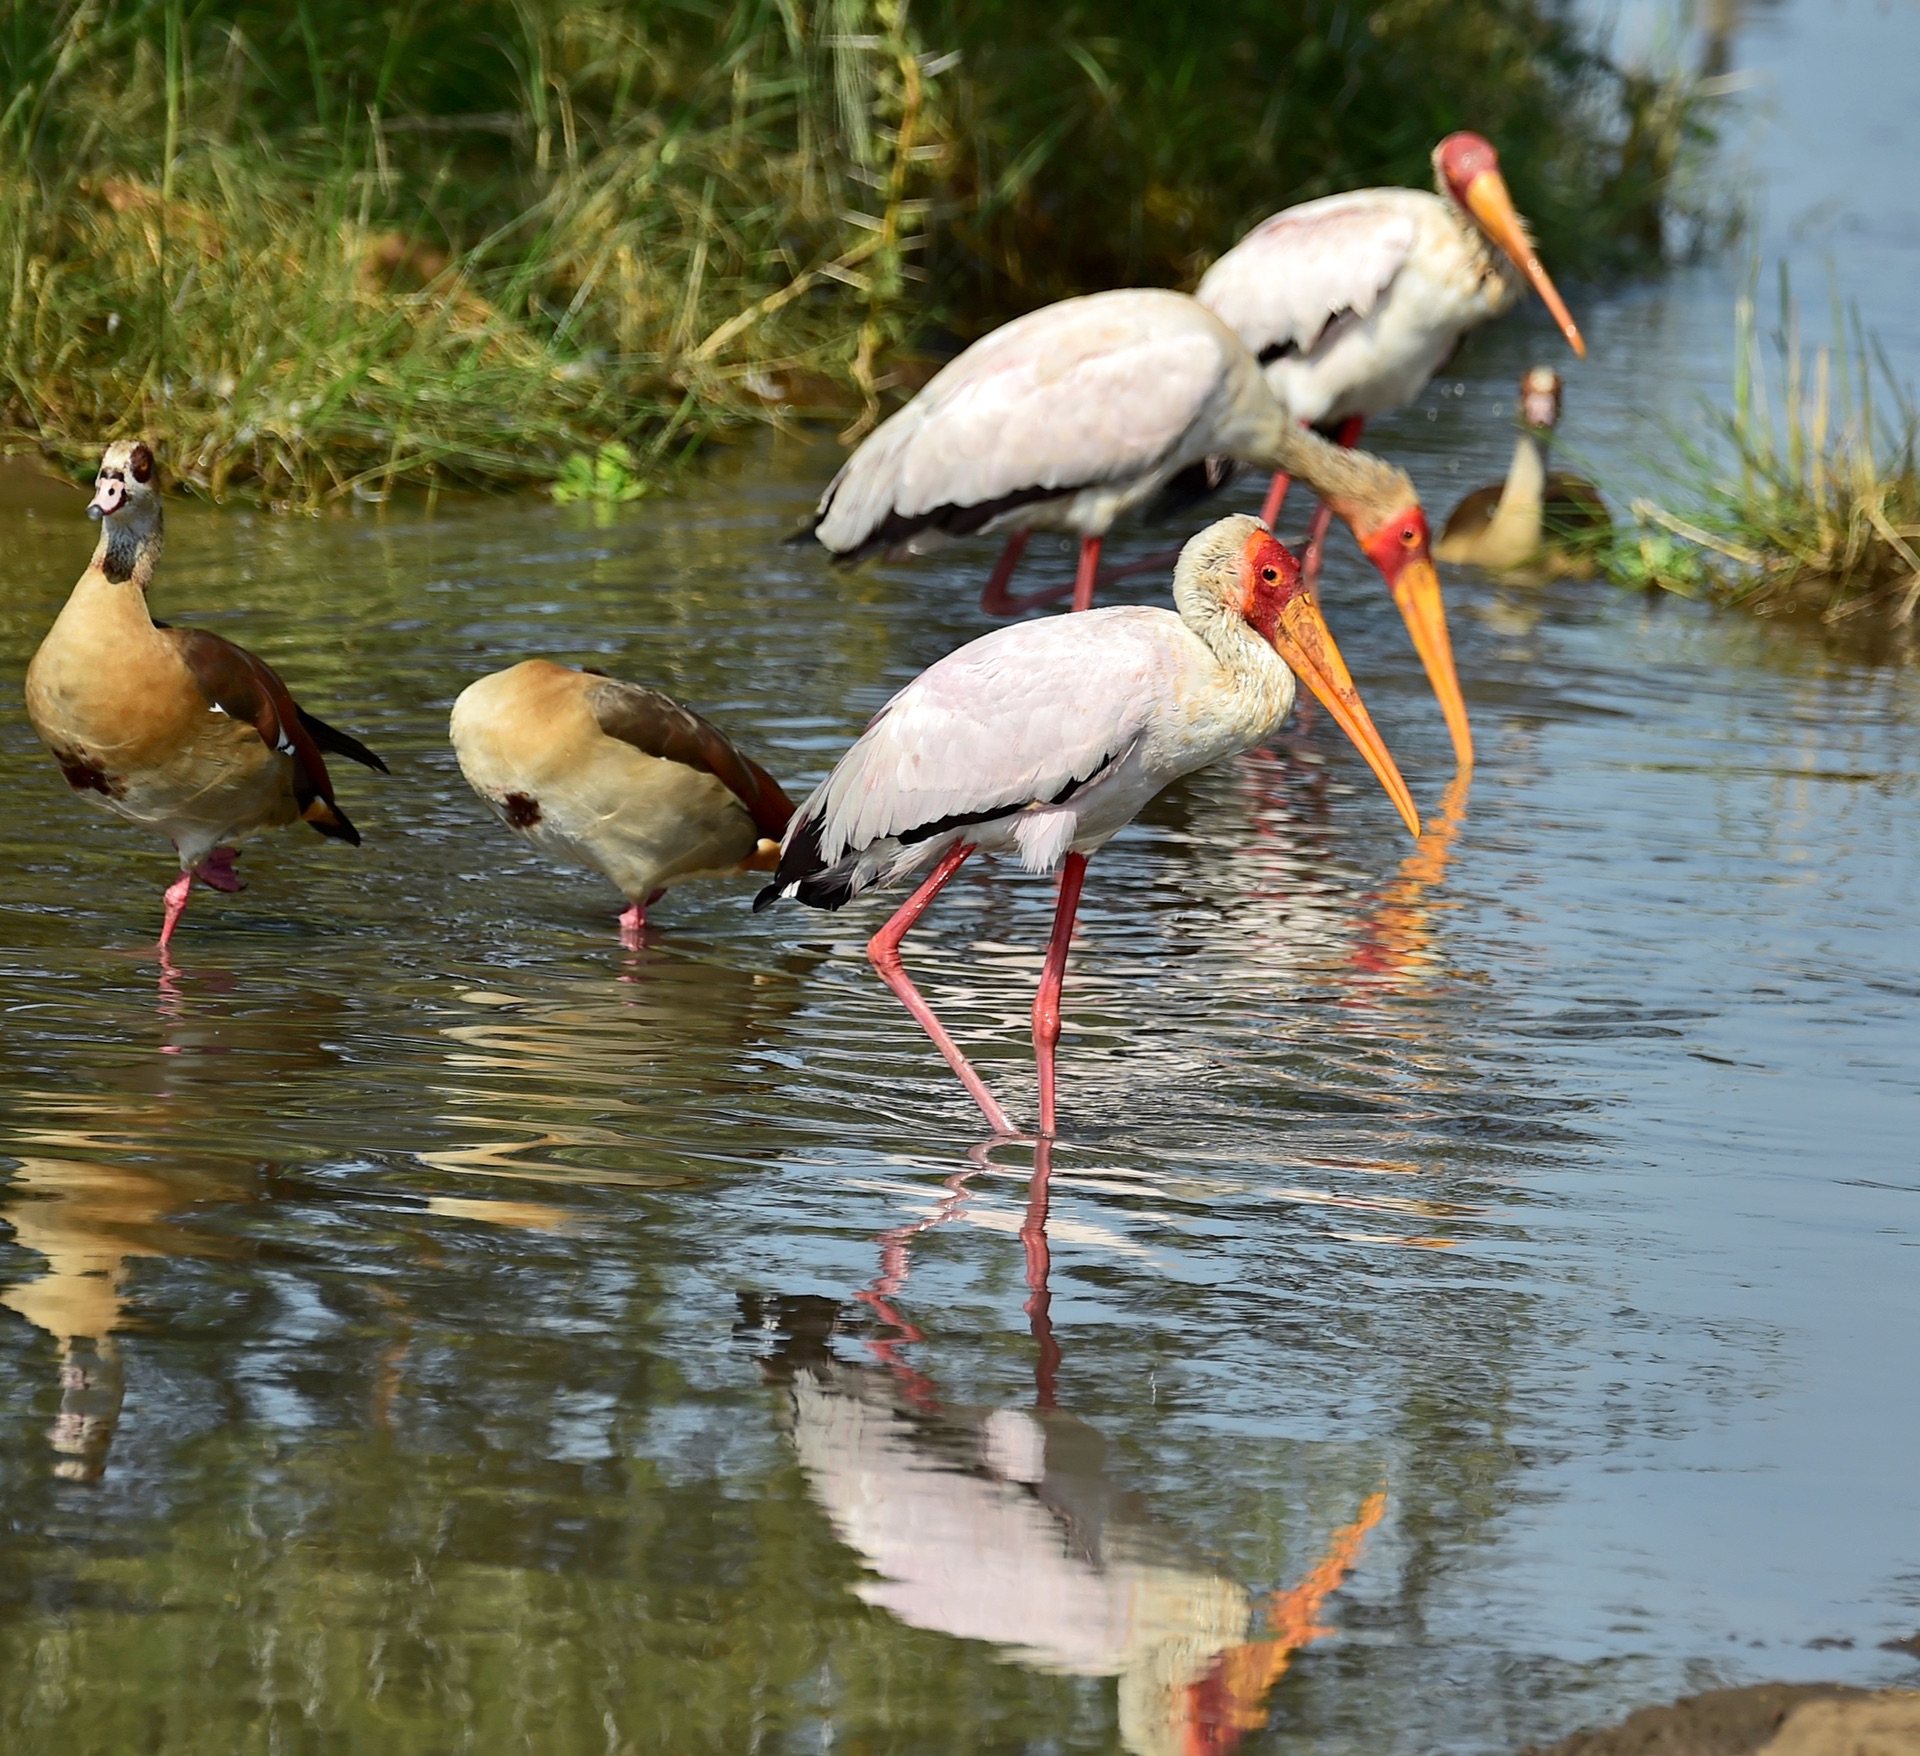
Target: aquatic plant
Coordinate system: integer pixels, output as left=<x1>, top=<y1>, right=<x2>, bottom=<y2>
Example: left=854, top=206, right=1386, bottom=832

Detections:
left=1610, top=274, right=1920, bottom=625
left=0, top=0, right=1710, bottom=506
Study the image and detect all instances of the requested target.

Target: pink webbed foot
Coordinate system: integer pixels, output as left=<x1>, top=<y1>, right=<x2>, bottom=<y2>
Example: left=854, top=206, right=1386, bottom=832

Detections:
left=196, top=846, right=245, bottom=894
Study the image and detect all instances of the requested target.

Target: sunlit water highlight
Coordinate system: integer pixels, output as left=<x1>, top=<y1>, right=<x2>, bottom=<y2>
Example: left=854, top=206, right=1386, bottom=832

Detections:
left=4, top=3, right=1920, bottom=1750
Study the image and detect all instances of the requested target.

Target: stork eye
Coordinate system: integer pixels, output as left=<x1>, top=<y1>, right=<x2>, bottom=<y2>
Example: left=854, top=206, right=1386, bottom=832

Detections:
left=129, top=443, right=153, bottom=483
left=1400, top=524, right=1419, bottom=547
left=1260, top=566, right=1278, bottom=583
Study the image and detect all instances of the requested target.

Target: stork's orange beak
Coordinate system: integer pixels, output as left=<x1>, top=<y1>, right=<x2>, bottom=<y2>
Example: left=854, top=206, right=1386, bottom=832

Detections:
left=1463, top=170, right=1585, bottom=358
left=1389, top=555, right=1475, bottom=770
left=1270, top=597, right=1421, bottom=840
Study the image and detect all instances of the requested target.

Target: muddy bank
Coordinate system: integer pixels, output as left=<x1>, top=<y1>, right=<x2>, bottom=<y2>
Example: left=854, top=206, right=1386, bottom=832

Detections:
left=1520, top=1685, right=1920, bottom=1755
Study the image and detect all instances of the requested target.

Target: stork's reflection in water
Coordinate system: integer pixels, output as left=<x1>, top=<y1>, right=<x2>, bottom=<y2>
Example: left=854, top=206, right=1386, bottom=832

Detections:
left=744, top=1142, right=1385, bottom=1756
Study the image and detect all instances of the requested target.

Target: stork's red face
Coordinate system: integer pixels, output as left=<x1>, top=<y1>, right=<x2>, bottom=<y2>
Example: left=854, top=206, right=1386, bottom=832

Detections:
left=1239, top=528, right=1421, bottom=838
left=1433, top=131, right=1585, bottom=360
left=1359, top=507, right=1473, bottom=770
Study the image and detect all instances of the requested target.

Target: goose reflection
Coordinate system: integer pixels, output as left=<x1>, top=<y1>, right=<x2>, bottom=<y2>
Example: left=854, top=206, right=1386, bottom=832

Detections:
left=0, top=972, right=348, bottom=1479
left=420, top=943, right=817, bottom=1186
left=750, top=1143, right=1386, bottom=1756
left=1, top=1151, right=184, bottom=1481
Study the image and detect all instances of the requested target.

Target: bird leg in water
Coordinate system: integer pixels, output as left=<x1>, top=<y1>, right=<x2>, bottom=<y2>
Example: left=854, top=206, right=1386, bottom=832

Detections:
left=1300, top=416, right=1365, bottom=595
left=157, top=870, right=194, bottom=950
left=1022, top=1135, right=1060, bottom=1408
left=1031, top=852, right=1088, bottom=1138
left=619, top=887, right=667, bottom=946
left=983, top=533, right=1105, bottom=617
left=867, top=842, right=1017, bottom=1135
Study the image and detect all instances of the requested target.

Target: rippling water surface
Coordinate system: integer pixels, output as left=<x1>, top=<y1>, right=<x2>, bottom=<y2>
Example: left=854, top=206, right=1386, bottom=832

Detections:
left=5, top=6, right=1920, bottom=1751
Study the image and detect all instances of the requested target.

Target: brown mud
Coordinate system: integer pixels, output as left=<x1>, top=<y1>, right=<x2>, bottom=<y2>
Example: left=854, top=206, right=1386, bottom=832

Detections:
left=1521, top=1686, right=1920, bottom=1755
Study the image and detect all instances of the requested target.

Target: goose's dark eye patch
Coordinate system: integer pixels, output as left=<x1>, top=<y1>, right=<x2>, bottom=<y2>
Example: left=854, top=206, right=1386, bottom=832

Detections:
left=129, top=443, right=154, bottom=483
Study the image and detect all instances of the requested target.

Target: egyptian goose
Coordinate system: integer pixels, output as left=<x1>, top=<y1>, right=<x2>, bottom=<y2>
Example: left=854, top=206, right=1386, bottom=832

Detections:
left=23, top=440, right=388, bottom=951
left=449, top=659, right=795, bottom=942
left=1436, top=367, right=1610, bottom=574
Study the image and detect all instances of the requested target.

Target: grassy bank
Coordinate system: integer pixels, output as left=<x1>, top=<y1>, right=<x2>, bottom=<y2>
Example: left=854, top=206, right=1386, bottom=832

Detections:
left=1609, top=277, right=1920, bottom=627
left=1, top=0, right=1705, bottom=508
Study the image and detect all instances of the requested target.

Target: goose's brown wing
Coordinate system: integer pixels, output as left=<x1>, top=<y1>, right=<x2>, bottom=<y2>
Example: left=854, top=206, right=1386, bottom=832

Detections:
left=166, top=627, right=377, bottom=844
left=1438, top=482, right=1502, bottom=547
left=584, top=676, right=794, bottom=841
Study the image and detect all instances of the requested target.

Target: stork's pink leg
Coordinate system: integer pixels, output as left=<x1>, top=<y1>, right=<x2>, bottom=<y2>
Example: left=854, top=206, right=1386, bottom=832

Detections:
left=979, top=530, right=1035, bottom=617
left=1031, top=851, right=1088, bottom=1138
left=1301, top=416, right=1365, bottom=596
left=1022, top=1136, right=1060, bottom=1409
left=158, top=871, right=194, bottom=950
left=1069, top=536, right=1102, bottom=613
left=867, top=841, right=1016, bottom=1136
left=1261, top=471, right=1294, bottom=528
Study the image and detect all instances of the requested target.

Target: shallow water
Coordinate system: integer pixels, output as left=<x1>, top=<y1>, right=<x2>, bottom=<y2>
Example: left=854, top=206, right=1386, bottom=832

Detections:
left=4, top=4, right=1920, bottom=1751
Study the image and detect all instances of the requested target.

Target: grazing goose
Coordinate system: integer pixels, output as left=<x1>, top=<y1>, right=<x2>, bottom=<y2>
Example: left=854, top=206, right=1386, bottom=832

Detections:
left=1436, top=367, right=1610, bottom=574
left=23, top=440, right=388, bottom=951
left=450, top=659, right=795, bottom=942
left=757, top=514, right=1419, bottom=1137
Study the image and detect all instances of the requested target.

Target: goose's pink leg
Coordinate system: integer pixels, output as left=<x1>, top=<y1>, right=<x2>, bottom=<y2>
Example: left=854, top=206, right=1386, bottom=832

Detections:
left=620, top=887, right=666, bottom=946
left=1300, top=416, right=1365, bottom=595
left=158, top=872, right=194, bottom=950
left=1032, top=852, right=1088, bottom=1138
left=868, top=841, right=1015, bottom=1135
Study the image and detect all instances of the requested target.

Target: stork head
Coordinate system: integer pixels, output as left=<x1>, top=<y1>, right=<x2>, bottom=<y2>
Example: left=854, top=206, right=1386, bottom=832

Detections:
left=1178, top=515, right=1420, bottom=838
left=1520, top=365, right=1563, bottom=432
left=1293, top=440, right=1473, bottom=772
left=87, top=439, right=160, bottom=530
left=1432, top=132, right=1584, bottom=359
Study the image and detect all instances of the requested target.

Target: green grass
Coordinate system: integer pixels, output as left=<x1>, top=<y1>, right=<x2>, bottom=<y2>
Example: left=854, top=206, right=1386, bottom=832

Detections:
left=1608, top=271, right=1920, bottom=627
left=0, top=0, right=1716, bottom=507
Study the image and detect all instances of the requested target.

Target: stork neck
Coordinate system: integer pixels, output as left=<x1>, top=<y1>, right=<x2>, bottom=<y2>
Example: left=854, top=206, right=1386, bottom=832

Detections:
left=1256, top=419, right=1400, bottom=536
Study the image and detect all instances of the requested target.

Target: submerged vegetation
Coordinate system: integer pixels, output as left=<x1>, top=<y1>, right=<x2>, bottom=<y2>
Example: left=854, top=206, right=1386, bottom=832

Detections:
left=0, top=0, right=1710, bottom=507
left=1610, top=276, right=1920, bottom=627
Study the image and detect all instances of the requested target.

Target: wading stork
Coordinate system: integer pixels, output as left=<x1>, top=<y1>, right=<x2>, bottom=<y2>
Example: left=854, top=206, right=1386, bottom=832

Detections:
left=758, top=514, right=1421, bottom=1137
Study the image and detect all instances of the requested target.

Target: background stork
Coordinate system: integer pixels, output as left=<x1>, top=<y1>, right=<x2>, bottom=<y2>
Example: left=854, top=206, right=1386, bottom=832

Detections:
left=797, top=288, right=1474, bottom=766
left=1197, top=131, right=1586, bottom=583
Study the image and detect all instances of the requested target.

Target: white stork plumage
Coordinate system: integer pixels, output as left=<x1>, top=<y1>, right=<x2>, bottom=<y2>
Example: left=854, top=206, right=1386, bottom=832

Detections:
left=797, top=286, right=1474, bottom=766
left=756, top=514, right=1420, bottom=1136
left=1196, top=131, right=1586, bottom=580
